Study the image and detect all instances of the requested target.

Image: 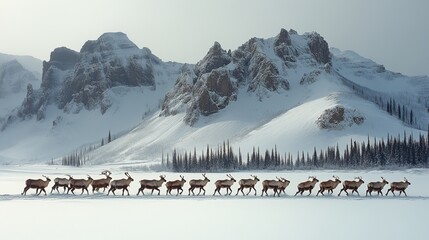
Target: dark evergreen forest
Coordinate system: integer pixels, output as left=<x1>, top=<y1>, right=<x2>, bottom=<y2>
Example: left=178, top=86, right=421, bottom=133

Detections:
left=163, top=130, right=429, bottom=172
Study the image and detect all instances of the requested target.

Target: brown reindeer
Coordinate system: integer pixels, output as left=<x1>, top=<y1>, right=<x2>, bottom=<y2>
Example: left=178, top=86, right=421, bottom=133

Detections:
left=188, top=174, right=210, bottom=196
left=236, top=175, right=260, bottom=196
left=338, top=177, right=365, bottom=196
left=261, top=177, right=283, bottom=197
left=166, top=175, right=186, bottom=195
left=366, top=177, right=389, bottom=196
left=91, top=170, right=112, bottom=193
left=386, top=177, right=411, bottom=196
left=137, top=175, right=166, bottom=196
left=68, top=175, right=93, bottom=195
left=22, top=175, right=51, bottom=196
left=316, top=176, right=341, bottom=196
left=213, top=174, right=236, bottom=196
left=51, top=176, right=71, bottom=194
left=277, top=177, right=291, bottom=196
left=107, top=172, right=134, bottom=196
left=294, top=176, right=319, bottom=196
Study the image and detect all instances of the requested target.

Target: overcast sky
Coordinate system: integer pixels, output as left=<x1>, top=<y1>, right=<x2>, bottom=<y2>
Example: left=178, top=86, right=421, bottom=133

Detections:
left=0, top=0, right=428, bottom=76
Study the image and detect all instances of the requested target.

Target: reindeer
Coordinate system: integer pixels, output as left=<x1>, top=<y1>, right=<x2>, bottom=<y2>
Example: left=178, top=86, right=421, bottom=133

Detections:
left=68, top=175, right=93, bottom=195
left=261, top=177, right=283, bottom=197
left=294, top=176, right=319, bottom=196
left=91, top=170, right=112, bottom=193
left=188, top=174, right=210, bottom=196
left=137, top=175, right=166, bottom=196
left=50, top=176, right=71, bottom=194
left=338, top=177, right=364, bottom=196
left=277, top=177, right=291, bottom=196
left=386, top=178, right=411, bottom=196
left=213, top=174, right=236, bottom=196
left=366, top=177, right=389, bottom=196
left=166, top=175, right=186, bottom=195
left=22, top=175, right=51, bottom=196
left=316, top=176, right=341, bottom=196
left=107, top=172, right=134, bottom=196
left=236, top=175, right=260, bottom=196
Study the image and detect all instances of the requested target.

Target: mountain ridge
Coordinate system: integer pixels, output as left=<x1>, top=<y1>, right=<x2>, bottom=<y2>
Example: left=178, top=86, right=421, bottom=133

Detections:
left=0, top=29, right=428, bottom=165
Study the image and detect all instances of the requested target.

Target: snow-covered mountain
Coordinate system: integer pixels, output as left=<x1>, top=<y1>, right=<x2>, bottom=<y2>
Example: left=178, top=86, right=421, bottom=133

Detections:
left=0, top=54, right=42, bottom=117
left=0, top=29, right=428, bottom=165
left=0, top=33, right=183, bottom=163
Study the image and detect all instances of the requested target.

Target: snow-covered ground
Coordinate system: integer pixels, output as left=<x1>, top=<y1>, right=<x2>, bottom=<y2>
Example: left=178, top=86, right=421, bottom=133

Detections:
left=0, top=166, right=427, bottom=240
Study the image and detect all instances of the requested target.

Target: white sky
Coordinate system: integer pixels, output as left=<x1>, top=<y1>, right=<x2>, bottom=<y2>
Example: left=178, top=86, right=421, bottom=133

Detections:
left=0, top=0, right=428, bottom=76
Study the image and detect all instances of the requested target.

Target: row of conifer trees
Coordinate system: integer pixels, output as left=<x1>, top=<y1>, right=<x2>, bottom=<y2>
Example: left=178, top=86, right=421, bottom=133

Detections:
left=163, top=130, right=429, bottom=172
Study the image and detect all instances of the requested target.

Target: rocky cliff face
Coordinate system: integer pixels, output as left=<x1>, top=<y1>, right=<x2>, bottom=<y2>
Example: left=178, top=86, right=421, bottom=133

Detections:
left=161, top=28, right=331, bottom=125
left=7, top=32, right=170, bottom=125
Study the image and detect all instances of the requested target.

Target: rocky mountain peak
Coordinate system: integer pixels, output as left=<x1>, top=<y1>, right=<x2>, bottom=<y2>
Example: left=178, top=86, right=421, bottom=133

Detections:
left=80, top=32, right=139, bottom=54
left=195, top=41, right=231, bottom=76
left=275, top=28, right=291, bottom=46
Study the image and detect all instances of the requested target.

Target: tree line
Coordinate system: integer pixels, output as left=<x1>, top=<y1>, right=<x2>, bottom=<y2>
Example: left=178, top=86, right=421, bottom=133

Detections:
left=163, top=130, right=429, bottom=172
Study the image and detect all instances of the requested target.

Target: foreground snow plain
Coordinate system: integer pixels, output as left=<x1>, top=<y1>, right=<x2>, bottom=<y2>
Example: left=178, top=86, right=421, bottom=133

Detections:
left=0, top=165, right=428, bottom=240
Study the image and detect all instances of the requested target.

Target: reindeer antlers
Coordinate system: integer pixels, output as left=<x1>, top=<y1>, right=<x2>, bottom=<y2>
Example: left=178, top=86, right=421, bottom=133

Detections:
left=42, top=175, right=48, bottom=179
left=226, top=174, right=233, bottom=179
left=101, top=170, right=111, bottom=176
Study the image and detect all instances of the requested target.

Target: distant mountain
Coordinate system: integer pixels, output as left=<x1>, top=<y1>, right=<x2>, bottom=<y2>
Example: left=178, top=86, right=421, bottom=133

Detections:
left=0, top=55, right=42, bottom=117
left=0, top=29, right=428, bottom=165
left=0, top=53, right=42, bottom=78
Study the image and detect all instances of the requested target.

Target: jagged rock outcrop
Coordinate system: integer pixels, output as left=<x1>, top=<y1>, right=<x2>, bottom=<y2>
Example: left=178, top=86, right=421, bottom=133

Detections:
left=307, top=32, right=331, bottom=64
left=274, top=28, right=298, bottom=63
left=161, top=43, right=237, bottom=125
left=232, top=37, right=290, bottom=97
left=316, top=106, right=365, bottom=130
left=194, top=42, right=231, bottom=77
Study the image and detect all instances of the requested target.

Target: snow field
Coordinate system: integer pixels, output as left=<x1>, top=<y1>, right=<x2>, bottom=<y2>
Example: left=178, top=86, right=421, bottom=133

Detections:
left=1, top=166, right=428, bottom=240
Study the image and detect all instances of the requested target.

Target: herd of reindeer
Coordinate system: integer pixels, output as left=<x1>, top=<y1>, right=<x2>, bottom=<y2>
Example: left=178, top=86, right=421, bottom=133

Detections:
left=20, top=170, right=412, bottom=197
